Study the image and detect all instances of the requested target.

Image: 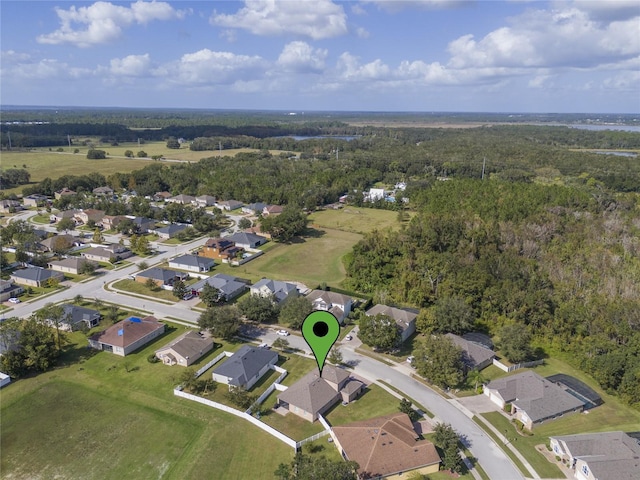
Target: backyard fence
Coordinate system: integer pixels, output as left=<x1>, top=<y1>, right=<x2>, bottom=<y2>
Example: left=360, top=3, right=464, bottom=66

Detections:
left=296, top=430, right=330, bottom=449
left=194, top=351, right=230, bottom=378
left=253, top=366, right=288, bottom=407
left=174, top=388, right=298, bottom=450
left=492, top=358, right=544, bottom=372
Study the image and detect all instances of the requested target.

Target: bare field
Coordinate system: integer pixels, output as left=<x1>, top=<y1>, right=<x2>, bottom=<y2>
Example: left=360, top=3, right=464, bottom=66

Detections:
left=309, top=208, right=406, bottom=234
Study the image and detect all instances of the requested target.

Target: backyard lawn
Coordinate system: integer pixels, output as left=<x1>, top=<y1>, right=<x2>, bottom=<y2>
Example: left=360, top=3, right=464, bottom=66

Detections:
left=309, top=208, right=406, bottom=234
left=324, top=384, right=400, bottom=426
left=0, top=325, right=294, bottom=480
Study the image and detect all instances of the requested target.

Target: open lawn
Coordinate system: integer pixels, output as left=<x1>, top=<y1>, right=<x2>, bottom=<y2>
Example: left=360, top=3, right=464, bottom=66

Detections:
left=309, top=208, right=407, bottom=235
left=0, top=325, right=294, bottom=480
left=216, top=227, right=362, bottom=288
left=111, top=279, right=177, bottom=303
left=324, top=384, right=400, bottom=426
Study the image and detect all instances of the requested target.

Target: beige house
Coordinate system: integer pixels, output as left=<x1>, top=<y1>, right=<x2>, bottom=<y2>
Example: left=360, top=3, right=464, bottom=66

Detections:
left=332, top=413, right=441, bottom=479
left=307, top=290, right=353, bottom=324
left=212, top=345, right=278, bottom=390
left=155, top=331, right=215, bottom=366
left=75, top=209, right=105, bottom=225
left=484, top=371, right=585, bottom=430
left=0, top=199, right=22, bottom=213
left=0, top=279, right=23, bottom=302
left=10, top=267, right=64, bottom=287
left=48, top=257, right=98, bottom=275
left=365, top=304, right=418, bottom=343
left=276, top=365, right=364, bottom=422
left=54, top=188, right=76, bottom=199
left=89, top=316, right=165, bottom=356
left=550, top=431, right=640, bottom=480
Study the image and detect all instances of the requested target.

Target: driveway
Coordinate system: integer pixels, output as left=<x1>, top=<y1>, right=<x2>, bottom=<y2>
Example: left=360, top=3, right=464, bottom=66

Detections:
left=456, top=393, right=499, bottom=414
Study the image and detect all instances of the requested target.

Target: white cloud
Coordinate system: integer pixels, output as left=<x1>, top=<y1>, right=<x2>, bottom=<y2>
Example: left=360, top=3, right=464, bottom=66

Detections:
left=220, top=29, right=238, bottom=43
left=110, top=54, right=152, bottom=76
left=1, top=57, right=93, bottom=80
left=37, top=1, right=187, bottom=47
left=569, top=0, right=640, bottom=22
left=356, top=27, right=370, bottom=39
left=1, top=50, right=31, bottom=64
left=603, top=71, right=640, bottom=91
left=158, top=49, right=266, bottom=86
left=446, top=6, right=640, bottom=70
left=277, top=41, right=327, bottom=73
left=210, top=0, right=348, bottom=40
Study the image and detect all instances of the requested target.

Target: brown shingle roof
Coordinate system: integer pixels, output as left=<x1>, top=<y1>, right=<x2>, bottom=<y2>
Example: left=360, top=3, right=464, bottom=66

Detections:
left=90, top=316, right=163, bottom=348
left=365, top=304, right=418, bottom=332
left=277, top=369, right=340, bottom=415
left=155, top=331, right=214, bottom=360
left=333, top=413, right=441, bottom=479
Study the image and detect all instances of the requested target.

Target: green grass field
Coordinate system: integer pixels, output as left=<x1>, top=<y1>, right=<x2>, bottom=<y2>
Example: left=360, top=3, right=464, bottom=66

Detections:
left=324, top=384, right=399, bottom=426
left=0, top=326, right=294, bottom=480
left=309, top=208, right=406, bottom=235
left=213, top=227, right=362, bottom=288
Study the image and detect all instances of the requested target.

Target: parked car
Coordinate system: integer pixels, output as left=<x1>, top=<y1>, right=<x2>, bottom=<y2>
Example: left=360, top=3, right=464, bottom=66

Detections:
left=182, top=292, right=194, bottom=301
left=276, top=329, right=290, bottom=336
left=406, top=356, right=415, bottom=365
left=344, top=335, right=352, bottom=341
left=258, top=342, right=270, bottom=349
left=8, top=297, right=20, bottom=304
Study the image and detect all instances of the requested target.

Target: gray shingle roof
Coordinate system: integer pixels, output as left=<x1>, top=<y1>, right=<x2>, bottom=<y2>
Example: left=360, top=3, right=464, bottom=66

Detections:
left=60, top=304, right=101, bottom=326
left=277, top=369, right=341, bottom=415
left=250, top=278, right=297, bottom=302
left=155, top=331, right=214, bottom=360
left=170, top=254, right=214, bottom=269
left=156, top=224, right=188, bottom=236
left=11, top=267, right=63, bottom=282
left=486, top=371, right=585, bottom=422
left=137, top=267, right=186, bottom=283
left=227, top=232, right=266, bottom=246
left=213, top=345, right=278, bottom=386
left=191, top=273, right=247, bottom=299
left=366, top=304, right=418, bottom=332
left=445, top=333, right=495, bottom=369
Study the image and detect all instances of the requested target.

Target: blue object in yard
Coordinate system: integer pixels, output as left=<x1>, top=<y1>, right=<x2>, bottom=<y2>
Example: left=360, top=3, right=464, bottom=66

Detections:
left=129, top=317, right=142, bottom=323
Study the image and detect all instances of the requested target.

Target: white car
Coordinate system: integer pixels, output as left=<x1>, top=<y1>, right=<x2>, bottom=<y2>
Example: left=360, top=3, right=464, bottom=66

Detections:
left=258, top=342, right=270, bottom=349
left=406, top=356, right=415, bottom=364
left=276, top=329, right=290, bottom=336
left=8, top=297, right=20, bottom=304
left=344, top=335, right=352, bottom=341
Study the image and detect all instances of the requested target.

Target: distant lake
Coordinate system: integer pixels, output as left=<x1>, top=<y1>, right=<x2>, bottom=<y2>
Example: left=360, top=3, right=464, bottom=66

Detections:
left=593, top=151, right=638, bottom=157
left=568, top=124, right=640, bottom=133
left=280, top=135, right=361, bottom=141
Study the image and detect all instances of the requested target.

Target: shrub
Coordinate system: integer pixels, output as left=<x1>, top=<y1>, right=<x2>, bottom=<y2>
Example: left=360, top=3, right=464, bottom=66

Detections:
left=147, top=354, right=159, bottom=363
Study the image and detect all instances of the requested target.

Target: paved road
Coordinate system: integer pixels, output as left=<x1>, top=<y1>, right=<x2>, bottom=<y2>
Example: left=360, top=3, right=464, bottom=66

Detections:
left=6, top=211, right=525, bottom=479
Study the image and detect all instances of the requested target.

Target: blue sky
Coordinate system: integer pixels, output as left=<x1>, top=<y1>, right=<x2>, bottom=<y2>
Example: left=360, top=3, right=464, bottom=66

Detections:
left=1, top=0, right=639, bottom=112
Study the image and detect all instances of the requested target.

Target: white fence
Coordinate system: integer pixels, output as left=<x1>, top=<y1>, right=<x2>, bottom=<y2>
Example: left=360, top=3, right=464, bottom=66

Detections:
left=174, top=388, right=298, bottom=449
left=194, top=351, right=230, bottom=378
left=492, top=358, right=544, bottom=373
left=296, top=430, right=330, bottom=449
left=252, top=366, right=288, bottom=408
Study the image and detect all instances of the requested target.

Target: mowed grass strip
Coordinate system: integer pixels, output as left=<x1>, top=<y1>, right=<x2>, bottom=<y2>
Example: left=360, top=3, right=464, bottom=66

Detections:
left=224, top=227, right=362, bottom=287
left=309, top=208, right=405, bottom=234
left=0, top=381, right=203, bottom=480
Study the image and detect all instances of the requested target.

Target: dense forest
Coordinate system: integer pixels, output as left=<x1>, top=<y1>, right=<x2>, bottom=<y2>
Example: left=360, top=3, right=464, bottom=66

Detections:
left=4, top=114, right=640, bottom=406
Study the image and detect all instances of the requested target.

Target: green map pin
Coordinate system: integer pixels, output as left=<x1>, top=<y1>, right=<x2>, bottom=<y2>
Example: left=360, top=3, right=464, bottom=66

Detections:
left=302, top=311, right=340, bottom=377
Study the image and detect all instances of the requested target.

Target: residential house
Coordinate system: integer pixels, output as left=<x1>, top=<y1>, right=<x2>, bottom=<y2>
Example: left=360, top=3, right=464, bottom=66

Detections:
left=262, top=205, right=284, bottom=216
left=101, top=215, right=127, bottom=231
left=306, top=290, right=353, bottom=324
left=51, top=209, right=80, bottom=223
left=155, top=331, right=214, bottom=366
left=277, top=365, right=364, bottom=422
left=550, top=431, right=640, bottom=480
left=195, top=195, right=216, bottom=207
left=242, top=202, right=267, bottom=215
left=135, top=267, right=188, bottom=288
left=155, top=223, right=188, bottom=239
left=484, top=371, right=585, bottom=430
left=39, top=234, right=81, bottom=253
left=82, top=244, right=132, bottom=263
left=212, top=345, right=278, bottom=390
left=364, top=188, right=386, bottom=202
left=168, top=254, right=215, bottom=273
left=153, top=191, right=172, bottom=202
left=52, top=304, right=101, bottom=332
left=0, top=199, right=22, bottom=213
left=243, top=225, right=272, bottom=239
left=10, top=267, right=64, bottom=287
left=216, top=199, right=244, bottom=211
left=0, top=279, right=23, bottom=302
left=48, top=257, right=98, bottom=275
left=74, top=209, right=105, bottom=225
left=226, top=231, right=267, bottom=249
left=365, top=304, right=418, bottom=343
left=54, top=187, right=76, bottom=199
left=199, top=237, right=244, bottom=261
left=92, top=186, right=114, bottom=197
left=250, top=278, right=298, bottom=303
left=88, top=316, right=165, bottom=356
left=445, top=333, right=496, bottom=371
left=22, top=194, right=49, bottom=207
left=128, top=216, right=155, bottom=233
left=190, top=273, right=248, bottom=301
left=332, top=413, right=441, bottom=479
left=166, top=194, right=196, bottom=205
left=0, top=372, right=10, bottom=388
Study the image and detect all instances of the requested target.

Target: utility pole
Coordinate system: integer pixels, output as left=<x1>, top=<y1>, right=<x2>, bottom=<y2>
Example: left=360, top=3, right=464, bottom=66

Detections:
left=481, top=157, right=486, bottom=180
left=7, top=131, right=11, bottom=150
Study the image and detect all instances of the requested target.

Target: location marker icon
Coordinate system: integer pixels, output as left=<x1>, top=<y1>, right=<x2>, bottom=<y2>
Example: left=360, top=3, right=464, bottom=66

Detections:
left=302, top=311, right=340, bottom=377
